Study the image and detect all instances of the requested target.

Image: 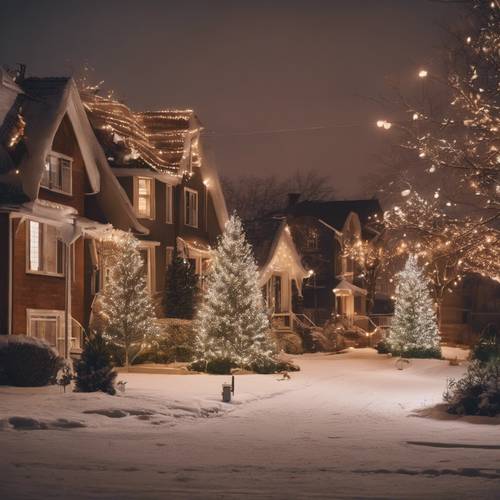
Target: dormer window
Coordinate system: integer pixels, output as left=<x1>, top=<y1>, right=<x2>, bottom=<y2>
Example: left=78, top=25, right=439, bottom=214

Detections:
left=41, top=151, right=72, bottom=195
left=134, top=177, right=155, bottom=219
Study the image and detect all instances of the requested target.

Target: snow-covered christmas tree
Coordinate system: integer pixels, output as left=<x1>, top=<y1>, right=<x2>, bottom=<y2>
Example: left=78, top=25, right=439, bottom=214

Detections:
left=388, top=254, right=441, bottom=359
left=98, top=231, right=160, bottom=369
left=194, top=214, right=272, bottom=368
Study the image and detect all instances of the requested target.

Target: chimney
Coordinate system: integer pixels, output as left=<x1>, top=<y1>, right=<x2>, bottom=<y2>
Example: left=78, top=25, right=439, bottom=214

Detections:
left=287, top=193, right=300, bottom=208
left=15, top=63, right=26, bottom=83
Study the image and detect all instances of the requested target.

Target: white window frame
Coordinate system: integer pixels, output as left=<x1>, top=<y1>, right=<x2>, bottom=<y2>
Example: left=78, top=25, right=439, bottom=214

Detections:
left=184, top=188, right=198, bottom=228
left=26, top=220, right=64, bottom=277
left=133, top=176, right=155, bottom=219
left=41, top=151, right=73, bottom=195
left=165, top=184, right=173, bottom=224
left=26, top=308, right=65, bottom=353
left=137, top=242, right=159, bottom=294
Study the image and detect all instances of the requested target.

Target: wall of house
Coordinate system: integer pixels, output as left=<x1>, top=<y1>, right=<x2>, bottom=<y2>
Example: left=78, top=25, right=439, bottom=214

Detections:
left=289, top=216, right=339, bottom=325
left=38, top=114, right=91, bottom=213
left=0, top=212, right=9, bottom=334
left=10, top=219, right=84, bottom=335
left=116, top=165, right=221, bottom=309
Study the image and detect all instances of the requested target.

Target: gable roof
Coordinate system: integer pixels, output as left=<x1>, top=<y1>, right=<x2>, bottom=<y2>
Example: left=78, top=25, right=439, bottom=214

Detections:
left=0, top=73, right=146, bottom=233
left=244, top=216, right=308, bottom=288
left=287, top=199, right=382, bottom=232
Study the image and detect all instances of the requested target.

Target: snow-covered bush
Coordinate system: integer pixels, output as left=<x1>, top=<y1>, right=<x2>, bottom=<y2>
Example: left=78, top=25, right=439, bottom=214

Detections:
left=444, top=359, right=500, bottom=416
left=0, top=335, right=64, bottom=387
left=250, top=357, right=300, bottom=374
left=74, top=331, right=117, bottom=395
left=190, top=357, right=234, bottom=374
left=375, top=338, right=391, bottom=354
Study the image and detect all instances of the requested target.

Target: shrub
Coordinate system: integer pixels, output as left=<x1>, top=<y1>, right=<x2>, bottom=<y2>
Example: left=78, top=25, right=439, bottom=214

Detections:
left=376, top=338, right=391, bottom=354
left=399, top=346, right=442, bottom=359
left=206, top=358, right=234, bottom=374
left=444, top=359, right=500, bottom=416
left=74, top=331, right=117, bottom=395
left=251, top=358, right=301, bottom=374
left=472, top=324, right=499, bottom=364
left=0, top=335, right=64, bottom=387
left=271, top=331, right=303, bottom=354
left=133, top=319, right=195, bottom=365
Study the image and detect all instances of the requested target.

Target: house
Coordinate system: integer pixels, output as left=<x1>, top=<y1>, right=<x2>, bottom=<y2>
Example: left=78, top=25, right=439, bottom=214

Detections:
left=244, top=216, right=310, bottom=336
left=0, top=69, right=143, bottom=357
left=81, top=90, right=228, bottom=310
left=283, top=196, right=383, bottom=329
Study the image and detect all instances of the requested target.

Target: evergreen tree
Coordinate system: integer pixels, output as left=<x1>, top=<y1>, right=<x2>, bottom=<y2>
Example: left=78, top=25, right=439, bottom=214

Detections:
left=388, top=254, right=441, bottom=359
left=164, top=245, right=198, bottom=319
left=74, top=331, right=117, bottom=395
left=195, top=214, right=272, bottom=367
left=98, top=231, right=160, bottom=369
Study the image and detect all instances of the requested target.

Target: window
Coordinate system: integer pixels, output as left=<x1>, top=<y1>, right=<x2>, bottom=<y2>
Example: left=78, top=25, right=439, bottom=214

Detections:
left=27, top=221, right=64, bottom=276
left=135, top=177, right=154, bottom=219
left=165, top=184, right=173, bottom=223
left=27, top=309, right=64, bottom=353
left=41, top=152, right=72, bottom=195
left=305, top=228, right=320, bottom=250
left=184, top=188, right=198, bottom=228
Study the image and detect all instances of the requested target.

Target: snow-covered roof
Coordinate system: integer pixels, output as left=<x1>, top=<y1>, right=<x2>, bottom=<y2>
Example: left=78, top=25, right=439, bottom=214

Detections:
left=333, top=279, right=367, bottom=296
left=82, top=89, right=228, bottom=232
left=245, top=217, right=309, bottom=289
left=0, top=74, right=146, bottom=234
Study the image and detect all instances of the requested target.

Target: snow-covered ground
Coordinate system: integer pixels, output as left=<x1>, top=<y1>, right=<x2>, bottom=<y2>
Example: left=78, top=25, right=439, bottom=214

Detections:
left=1, top=348, right=499, bottom=499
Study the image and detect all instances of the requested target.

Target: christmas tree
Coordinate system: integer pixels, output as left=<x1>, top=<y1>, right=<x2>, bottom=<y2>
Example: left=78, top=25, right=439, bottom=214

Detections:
left=388, top=254, right=441, bottom=359
left=98, top=231, right=160, bottom=369
left=74, top=331, right=117, bottom=395
left=194, top=214, right=272, bottom=368
left=164, top=245, right=198, bottom=319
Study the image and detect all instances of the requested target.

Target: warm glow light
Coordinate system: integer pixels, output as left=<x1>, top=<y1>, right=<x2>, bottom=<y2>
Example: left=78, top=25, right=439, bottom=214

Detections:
left=418, top=69, right=428, bottom=78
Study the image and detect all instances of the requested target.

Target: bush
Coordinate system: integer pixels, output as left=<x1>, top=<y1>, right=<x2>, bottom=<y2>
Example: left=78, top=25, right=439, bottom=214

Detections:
left=133, top=319, right=195, bottom=365
left=251, top=358, right=301, bottom=374
left=398, top=346, right=442, bottom=359
left=0, top=335, right=64, bottom=387
left=189, top=358, right=235, bottom=374
left=376, top=338, right=391, bottom=354
left=74, top=331, right=117, bottom=395
left=472, top=324, right=499, bottom=363
left=444, top=359, right=500, bottom=416
left=270, top=331, right=303, bottom=354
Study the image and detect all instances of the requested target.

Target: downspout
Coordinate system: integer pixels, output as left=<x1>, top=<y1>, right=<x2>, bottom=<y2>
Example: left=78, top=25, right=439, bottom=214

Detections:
left=64, top=240, right=72, bottom=360
left=8, top=213, right=13, bottom=335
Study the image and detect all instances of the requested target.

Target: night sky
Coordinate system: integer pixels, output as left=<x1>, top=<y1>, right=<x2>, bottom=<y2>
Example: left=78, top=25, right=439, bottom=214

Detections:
left=0, top=0, right=462, bottom=197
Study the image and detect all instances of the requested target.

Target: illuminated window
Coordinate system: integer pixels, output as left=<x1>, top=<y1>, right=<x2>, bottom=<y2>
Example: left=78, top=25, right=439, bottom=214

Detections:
left=184, top=188, right=198, bottom=228
left=27, top=221, right=64, bottom=276
left=165, top=184, right=173, bottom=223
left=41, top=152, right=72, bottom=195
left=135, top=177, right=154, bottom=218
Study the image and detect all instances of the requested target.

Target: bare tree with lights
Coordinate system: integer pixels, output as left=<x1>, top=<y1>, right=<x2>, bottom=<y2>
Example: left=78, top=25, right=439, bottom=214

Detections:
left=376, top=0, right=500, bottom=283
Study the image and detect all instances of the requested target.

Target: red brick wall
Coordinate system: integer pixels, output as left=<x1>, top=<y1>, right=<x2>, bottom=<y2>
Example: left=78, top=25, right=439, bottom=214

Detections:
left=11, top=219, right=84, bottom=335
